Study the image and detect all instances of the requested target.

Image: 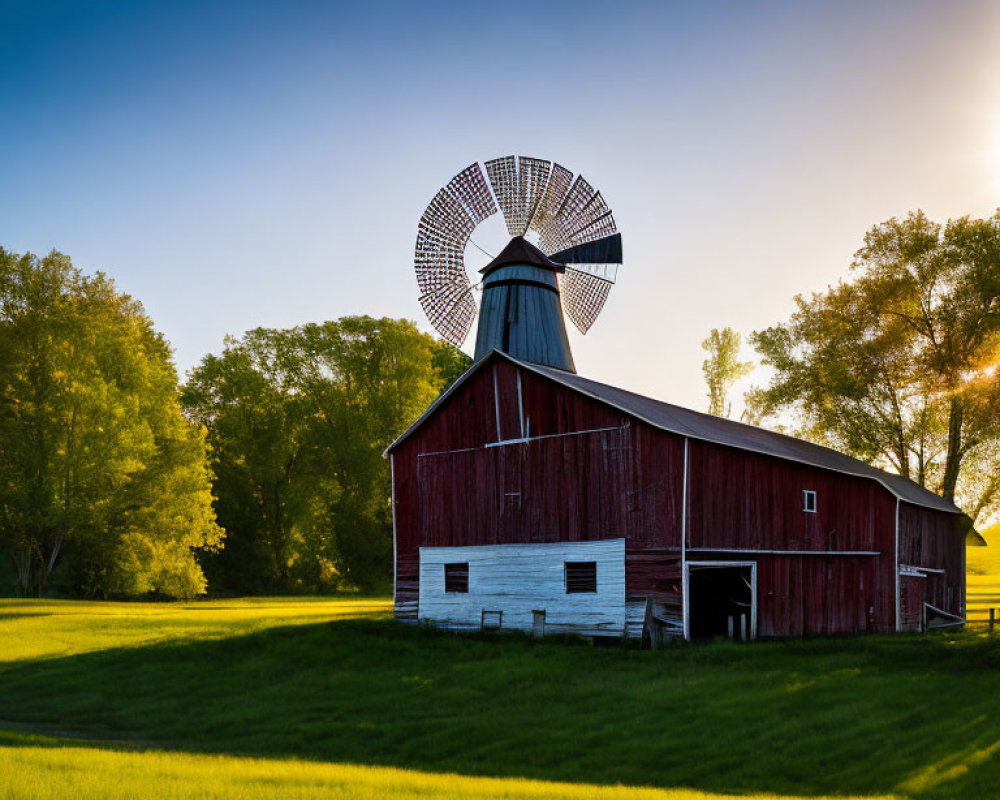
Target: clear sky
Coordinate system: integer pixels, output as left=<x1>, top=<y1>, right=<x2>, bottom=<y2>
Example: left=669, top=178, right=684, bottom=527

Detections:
left=3, top=0, right=1000, bottom=412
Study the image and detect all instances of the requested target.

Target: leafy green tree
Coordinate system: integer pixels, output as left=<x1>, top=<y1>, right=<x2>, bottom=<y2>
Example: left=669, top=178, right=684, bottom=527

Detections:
left=180, top=331, right=314, bottom=593
left=0, top=248, right=222, bottom=597
left=431, top=340, right=473, bottom=388
left=182, top=317, right=466, bottom=593
left=701, top=327, right=754, bottom=418
left=751, top=210, right=1000, bottom=523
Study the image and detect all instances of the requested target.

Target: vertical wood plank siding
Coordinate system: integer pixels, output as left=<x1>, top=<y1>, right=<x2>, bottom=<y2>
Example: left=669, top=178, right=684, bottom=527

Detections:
left=393, top=362, right=962, bottom=636
left=685, top=439, right=898, bottom=634
left=897, top=503, right=964, bottom=629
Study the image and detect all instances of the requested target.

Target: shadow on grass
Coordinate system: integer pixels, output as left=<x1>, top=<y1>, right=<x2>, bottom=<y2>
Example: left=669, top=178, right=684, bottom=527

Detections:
left=2, top=619, right=1000, bottom=799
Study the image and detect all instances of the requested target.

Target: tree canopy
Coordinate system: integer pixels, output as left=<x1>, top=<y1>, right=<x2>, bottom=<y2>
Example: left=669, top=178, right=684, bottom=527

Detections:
left=0, top=248, right=222, bottom=597
left=701, top=327, right=754, bottom=418
left=181, top=317, right=469, bottom=594
left=750, top=210, right=1000, bottom=525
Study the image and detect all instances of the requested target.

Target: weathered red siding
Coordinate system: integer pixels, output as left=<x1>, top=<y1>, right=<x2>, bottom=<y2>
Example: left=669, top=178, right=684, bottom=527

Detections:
left=392, top=358, right=963, bottom=637
left=898, top=503, right=965, bottom=628
left=685, top=439, right=897, bottom=634
left=393, top=362, right=686, bottom=620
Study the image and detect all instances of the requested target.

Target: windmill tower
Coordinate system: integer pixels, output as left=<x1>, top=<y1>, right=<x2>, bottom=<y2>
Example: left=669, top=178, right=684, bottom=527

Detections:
left=414, top=156, right=623, bottom=373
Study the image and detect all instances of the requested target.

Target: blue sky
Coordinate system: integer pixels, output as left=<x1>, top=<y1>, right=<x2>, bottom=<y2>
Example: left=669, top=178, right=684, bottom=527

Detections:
left=2, top=0, right=999, bottom=411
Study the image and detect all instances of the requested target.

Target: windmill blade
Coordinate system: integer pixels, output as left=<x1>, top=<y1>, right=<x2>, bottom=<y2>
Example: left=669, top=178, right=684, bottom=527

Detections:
left=561, top=271, right=613, bottom=334
left=485, top=156, right=519, bottom=237
left=538, top=176, right=598, bottom=254
left=418, top=282, right=478, bottom=347
left=414, top=232, right=465, bottom=295
left=550, top=233, right=622, bottom=268
left=415, top=198, right=470, bottom=296
left=445, top=162, right=496, bottom=225
left=414, top=162, right=497, bottom=347
left=515, top=157, right=551, bottom=237
left=562, top=261, right=619, bottom=283
left=528, top=162, right=572, bottom=244
left=566, top=193, right=614, bottom=245
left=419, top=186, right=474, bottom=242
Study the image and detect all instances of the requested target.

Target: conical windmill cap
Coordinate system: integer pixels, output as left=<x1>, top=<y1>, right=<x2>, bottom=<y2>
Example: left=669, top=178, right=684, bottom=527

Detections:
left=480, top=236, right=565, bottom=276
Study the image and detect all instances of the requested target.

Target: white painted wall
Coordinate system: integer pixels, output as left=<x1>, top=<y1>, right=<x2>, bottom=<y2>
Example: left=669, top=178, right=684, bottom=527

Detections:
left=418, top=539, right=626, bottom=636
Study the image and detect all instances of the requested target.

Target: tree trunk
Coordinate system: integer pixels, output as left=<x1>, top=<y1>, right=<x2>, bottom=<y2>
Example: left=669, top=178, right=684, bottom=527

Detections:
left=34, top=534, right=64, bottom=597
left=12, top=548, right=33, bottom=597
left=941, top=397, right=964, bottom=502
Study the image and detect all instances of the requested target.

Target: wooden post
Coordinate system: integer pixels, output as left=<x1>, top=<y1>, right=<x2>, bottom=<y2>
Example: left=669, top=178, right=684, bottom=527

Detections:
left=990, top=608, right=996, bottom=628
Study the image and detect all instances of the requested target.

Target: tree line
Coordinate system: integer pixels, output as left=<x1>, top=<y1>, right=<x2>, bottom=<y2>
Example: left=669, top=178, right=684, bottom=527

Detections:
left=701, top=210, right=1000, bottom=529
left=0, top=248, right=222, bottom=598
left=0, top=247, right=468, bottom=597
left=180, top=320, right=467, bottom=594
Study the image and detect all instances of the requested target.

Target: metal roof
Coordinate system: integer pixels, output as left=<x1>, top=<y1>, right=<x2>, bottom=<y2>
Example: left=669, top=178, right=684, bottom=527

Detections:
left=387, top=351, right=961, bottom=515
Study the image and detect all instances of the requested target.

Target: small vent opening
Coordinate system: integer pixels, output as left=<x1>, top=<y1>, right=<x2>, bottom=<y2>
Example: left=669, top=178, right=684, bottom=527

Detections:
left=565, top=561, right=597, bottom=594
left=444, top=563, right=469, bottom=593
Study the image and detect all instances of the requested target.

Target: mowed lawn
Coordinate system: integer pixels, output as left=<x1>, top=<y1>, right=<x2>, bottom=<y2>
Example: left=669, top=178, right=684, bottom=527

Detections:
left=1, top=592, right=999, bottom=800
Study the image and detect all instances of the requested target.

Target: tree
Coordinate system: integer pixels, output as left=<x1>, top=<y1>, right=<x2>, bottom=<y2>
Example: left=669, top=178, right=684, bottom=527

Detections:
left=0, top=248, right=222, bottom=597
left=181, top=317, right=468, bottom=593
left=431, top=340, right=473, bottom=388
left=751, top=210, right=1000, bottom=524
left=701, top=327, right=754, bottom=418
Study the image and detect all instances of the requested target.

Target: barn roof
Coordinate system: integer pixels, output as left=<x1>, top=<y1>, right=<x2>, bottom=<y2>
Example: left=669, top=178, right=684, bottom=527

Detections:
left=388, top=350, right=961, bottom=515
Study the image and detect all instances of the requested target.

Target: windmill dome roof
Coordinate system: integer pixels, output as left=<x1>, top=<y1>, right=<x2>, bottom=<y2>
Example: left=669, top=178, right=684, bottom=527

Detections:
left=480, top=236, right=564, bottom=276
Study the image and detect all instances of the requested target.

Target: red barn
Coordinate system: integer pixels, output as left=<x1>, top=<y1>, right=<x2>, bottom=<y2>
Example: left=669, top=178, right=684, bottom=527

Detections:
left=386, top=350, right=965, bottom=640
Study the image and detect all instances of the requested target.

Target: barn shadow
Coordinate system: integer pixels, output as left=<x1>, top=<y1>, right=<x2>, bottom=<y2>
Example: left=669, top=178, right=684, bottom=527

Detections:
left=2, top=617, right=1000, bottom=799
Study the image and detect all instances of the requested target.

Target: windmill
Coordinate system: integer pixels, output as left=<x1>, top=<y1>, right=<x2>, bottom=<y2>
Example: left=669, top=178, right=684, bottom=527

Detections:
left=414, top=156, right=623, bottom=373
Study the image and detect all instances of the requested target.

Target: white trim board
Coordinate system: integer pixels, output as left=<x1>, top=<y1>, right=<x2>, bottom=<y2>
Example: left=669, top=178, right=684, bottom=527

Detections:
left=686, top=548, right=879, bottom=556
left=894, top=497, right=903, bottom=633
left=391, top=454, right=397, bottom=610
left=899, top=564, right=945, bottom=574
left=681, top=437, right=689, bottom=640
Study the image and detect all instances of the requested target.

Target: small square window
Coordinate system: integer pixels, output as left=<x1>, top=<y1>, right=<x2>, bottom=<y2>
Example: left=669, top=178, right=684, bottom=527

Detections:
left=803, top=490, right=817, bottom=513
left=565, top=561, right=597, bottom=593
left=444, top=563, right=468, bottom=593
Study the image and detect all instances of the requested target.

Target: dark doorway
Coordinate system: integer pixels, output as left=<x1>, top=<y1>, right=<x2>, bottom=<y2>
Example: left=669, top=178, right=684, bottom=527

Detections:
left=688, top=564, right=754, bottom=640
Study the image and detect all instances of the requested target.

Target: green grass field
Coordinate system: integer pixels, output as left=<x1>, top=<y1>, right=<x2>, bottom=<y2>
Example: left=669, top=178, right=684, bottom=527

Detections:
left=965, top=521, right=1000, bottom=622
left=1, top=587, right=999, bottom=799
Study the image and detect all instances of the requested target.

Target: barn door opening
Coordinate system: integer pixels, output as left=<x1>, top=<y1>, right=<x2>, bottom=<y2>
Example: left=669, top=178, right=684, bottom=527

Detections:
left=687, top=563, right=756, bottom=641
